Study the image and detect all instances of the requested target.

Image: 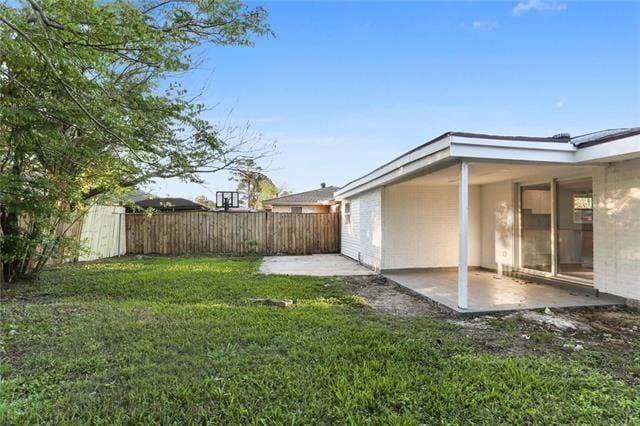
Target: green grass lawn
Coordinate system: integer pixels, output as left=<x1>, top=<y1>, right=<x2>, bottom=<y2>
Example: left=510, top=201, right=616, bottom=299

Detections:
left=1, top=257, right=638, bottom=424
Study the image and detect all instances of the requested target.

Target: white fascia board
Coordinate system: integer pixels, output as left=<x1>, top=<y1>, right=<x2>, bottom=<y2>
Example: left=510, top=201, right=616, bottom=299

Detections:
left=334, top=135, right=451, bottom=198
left=335, top=133, right=640, bottom=201
left=449, top=136, right=577, bottom=163
left=451, top=136, right=576, bottom=152
left=449, top=144, right=576, bottom=163
left=574, top=134, right=640, bottom=163
left=335, top=147, right=452, bottom=200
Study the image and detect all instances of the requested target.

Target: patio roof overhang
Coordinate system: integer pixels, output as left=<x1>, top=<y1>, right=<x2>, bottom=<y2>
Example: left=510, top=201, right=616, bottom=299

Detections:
left=334, top=131, right=640, bottom=200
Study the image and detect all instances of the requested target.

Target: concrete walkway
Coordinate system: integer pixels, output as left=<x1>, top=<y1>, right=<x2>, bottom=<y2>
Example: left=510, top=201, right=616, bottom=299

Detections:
left=259, top=254, right=374, bottom=276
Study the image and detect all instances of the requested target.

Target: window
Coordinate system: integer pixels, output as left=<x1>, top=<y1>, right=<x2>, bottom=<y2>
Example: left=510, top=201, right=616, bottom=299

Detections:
left=344, top=202, right=351, bottom=224
left=290, top=206, right=302, bottom=213
left=572, top=193, right=593, bottom=224
left=557, top=179, right=593, bottom=280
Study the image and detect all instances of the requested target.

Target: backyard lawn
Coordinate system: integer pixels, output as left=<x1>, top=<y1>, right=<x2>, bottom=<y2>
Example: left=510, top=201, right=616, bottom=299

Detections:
left=1, top=257, right=638, bottom=424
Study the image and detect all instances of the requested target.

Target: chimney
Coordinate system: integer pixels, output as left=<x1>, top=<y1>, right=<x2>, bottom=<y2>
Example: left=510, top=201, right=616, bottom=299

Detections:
left=320, top=182, right=326, bottom=188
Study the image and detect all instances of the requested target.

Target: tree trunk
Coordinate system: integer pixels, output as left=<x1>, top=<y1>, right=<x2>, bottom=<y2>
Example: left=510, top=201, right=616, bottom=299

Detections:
left=1, top=209, right=22, bottom=284
left=1, top=151, right=25, bottom=284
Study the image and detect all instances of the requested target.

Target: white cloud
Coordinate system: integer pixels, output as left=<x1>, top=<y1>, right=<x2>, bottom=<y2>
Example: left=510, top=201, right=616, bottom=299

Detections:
left=471, top=21, right=498, bottom=32
left=555, top=99, right=566, bottom=109
left=512, top=0, right=567, bottom=16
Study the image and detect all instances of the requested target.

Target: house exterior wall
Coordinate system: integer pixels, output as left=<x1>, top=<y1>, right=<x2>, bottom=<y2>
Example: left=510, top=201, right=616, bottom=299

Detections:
left=358, top=189, right=382, bottom=269
left=341, top=197, right=360, bottom=261
left=340, top=190, right=382, bottom=269
left=593, top=158, right=640, bottom=304
left=269, top=204, right=330, bottom=213
left=381, top=184, right=481, bottom=270
left=480, top=182, right=516, bottom=273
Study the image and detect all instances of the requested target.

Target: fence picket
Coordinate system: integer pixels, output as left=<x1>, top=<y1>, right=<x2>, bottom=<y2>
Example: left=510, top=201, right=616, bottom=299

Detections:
left=125, top=212, right=340, bottom=255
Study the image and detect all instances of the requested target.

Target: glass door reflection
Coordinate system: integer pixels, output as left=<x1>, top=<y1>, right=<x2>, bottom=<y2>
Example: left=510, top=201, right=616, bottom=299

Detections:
left=556, top=178, right=593, bottom=281
left=520, top=183, right=552, bottom=272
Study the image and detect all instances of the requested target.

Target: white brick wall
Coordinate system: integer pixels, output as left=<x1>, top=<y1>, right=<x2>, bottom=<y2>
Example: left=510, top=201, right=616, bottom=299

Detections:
left=381, top=184, right=481, bottom=269
left=593, top=158, right=640, bottom=302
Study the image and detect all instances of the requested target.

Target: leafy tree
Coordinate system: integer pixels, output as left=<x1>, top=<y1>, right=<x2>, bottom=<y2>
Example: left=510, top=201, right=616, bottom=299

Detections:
left=275, top=185, right=292, bottom=198
left=194, top=195, right=216, bottom=210
left=229, top=159, right=277, bottom=210
left=256, top=179, right=278, bottom=209
left=0, top=0, right=273, bottom=283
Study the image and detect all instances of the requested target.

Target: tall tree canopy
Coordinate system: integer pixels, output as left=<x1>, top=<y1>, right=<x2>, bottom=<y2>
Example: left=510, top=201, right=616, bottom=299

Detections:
left=229, top=159, right=277, bottom=210
left=0, top=0, right=273, bottom=282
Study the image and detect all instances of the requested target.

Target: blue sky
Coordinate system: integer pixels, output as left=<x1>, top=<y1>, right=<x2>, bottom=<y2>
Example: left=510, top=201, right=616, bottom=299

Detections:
left=148, top=0, right=640, bottom=200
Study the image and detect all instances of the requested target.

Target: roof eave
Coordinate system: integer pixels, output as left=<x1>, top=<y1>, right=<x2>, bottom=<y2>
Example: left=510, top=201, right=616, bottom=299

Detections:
left=335, top=135, right=580, bottom=200
left=573, top=128, right=640, bottom=148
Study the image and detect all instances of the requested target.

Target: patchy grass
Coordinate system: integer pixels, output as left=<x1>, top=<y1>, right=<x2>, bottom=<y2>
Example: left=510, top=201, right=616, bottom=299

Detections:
left=1, top=257, right=639, bottom=424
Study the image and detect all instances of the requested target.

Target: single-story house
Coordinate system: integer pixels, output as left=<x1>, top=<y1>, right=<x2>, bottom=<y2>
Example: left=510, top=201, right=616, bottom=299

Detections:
left=334, top=128, right=640, bottom=311
left=129, top=197, right=209, bottom=212
left=264, top=183, right=340, bottom=213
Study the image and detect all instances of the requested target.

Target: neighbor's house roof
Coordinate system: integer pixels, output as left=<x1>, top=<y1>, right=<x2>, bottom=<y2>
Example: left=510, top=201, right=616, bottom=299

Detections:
left=335, top=127, right=640, bottom=200
left=132, top=197, right=209, bottom=211
left=264, top=186, right=340, bottom=206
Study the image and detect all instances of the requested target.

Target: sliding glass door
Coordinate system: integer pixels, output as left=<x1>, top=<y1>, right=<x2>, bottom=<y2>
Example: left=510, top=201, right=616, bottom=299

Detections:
left=556, top=178, right=593, bottom=280
left=519, top=178, right=593, bottom=283
left=520, top=184, right=552, bottom=273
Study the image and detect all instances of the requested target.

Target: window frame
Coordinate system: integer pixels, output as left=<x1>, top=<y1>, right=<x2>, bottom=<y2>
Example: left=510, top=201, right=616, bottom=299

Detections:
left=344, top=202, right=351, bottom=225
left=572, top=192, right=593, bottom=224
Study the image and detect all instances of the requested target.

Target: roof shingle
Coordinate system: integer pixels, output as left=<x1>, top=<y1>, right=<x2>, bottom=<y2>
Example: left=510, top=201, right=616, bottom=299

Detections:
left=132, top=197, right=209, bottom=211
left=264, top=186, right=339, bottom=205
left=570, top=127, right=640, bottom=147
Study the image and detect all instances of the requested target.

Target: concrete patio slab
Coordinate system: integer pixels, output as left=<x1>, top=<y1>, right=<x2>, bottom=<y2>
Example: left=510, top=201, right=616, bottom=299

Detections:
left=259, top=254, right=374, bottom=276
left=384, top=269, right=624, bottom=314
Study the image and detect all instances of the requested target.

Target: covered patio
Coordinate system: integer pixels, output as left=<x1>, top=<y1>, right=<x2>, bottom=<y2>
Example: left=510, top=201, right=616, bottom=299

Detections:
left=378, top=160, right=614, bottom=311
left=385, top=269, right=623, bottom=313
left=335, top=130, right=640, bottom=313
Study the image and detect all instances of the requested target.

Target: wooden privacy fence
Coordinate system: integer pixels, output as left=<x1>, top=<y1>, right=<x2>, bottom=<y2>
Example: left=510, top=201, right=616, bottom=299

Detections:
left=126, top=211, right=341, bottom=255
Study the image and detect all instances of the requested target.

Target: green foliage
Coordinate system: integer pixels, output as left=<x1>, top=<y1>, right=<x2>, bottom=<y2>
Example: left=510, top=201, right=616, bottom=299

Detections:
left=242, top=238, right=260, bottom=253
left=194, top=195, right=216, bottom=210
left=229, top=159, right=278, bottom=209
left=0, top=0, right=272, bottom=281
left=1, top=257, right=638, bottom=423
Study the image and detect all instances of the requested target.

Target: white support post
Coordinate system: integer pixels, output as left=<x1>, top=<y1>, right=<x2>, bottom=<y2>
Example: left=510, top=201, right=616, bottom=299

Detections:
left=458, top=161, right=469, bottom=310
left=550, top=179, right=558, bottom=276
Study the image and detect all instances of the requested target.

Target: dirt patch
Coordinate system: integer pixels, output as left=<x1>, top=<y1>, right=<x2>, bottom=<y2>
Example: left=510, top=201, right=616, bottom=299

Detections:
left=341, top=275, right=640, bottom=385
left=453, top=306, right=640, bottom=386
left=342, top=275, right=447, bottom=316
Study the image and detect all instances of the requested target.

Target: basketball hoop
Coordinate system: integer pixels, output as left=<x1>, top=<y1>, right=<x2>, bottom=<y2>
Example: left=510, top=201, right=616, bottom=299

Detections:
left=216, top=191, right=240, bottom=211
